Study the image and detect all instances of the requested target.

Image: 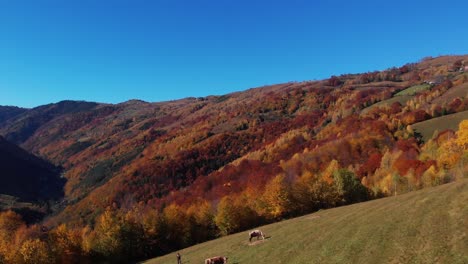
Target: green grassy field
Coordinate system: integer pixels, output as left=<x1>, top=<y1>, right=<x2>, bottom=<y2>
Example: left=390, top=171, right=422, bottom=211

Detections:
left=361, top=83, right=430, bottom=115
left=361, top=95, right=413, bottom=115
left=395, top=84, right=431, bottom=96
left=412, top=111, right=468, bottom=142
left=143, top=179, right=468, bottom=264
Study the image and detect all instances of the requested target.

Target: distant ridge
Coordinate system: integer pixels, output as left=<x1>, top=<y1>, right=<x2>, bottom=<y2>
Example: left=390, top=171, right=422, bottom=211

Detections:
left=0, top=106, right=27, bottom=125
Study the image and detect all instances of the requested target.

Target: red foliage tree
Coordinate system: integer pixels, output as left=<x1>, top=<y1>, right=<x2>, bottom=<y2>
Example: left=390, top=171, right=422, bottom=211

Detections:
left=357, top=152, right=383, bottom=179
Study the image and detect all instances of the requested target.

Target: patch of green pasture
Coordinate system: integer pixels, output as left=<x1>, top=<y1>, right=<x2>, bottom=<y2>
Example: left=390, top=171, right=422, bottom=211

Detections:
left=412, top=110, right=468, bottom=142
left=361, top=95, right=413, bottom=115
left=395, top=84, right=431, bottom=96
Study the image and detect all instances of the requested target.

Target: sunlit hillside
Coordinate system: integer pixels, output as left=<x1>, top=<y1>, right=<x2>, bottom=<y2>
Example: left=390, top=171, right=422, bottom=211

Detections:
left=144, top=179, right=468, bottom=264
left=0, top=55, right=467, bottom=263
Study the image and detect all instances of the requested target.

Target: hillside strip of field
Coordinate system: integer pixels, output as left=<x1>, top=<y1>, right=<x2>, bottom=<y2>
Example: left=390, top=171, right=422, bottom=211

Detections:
left=412, top=110, right=468, bottom=141
left=361, top=95, right=413, bottom=115
left=395, top=84, right=431, bottom=96
left=143, top=179, right=468, bottom=264
left=430, top=82, right=468, bottom=106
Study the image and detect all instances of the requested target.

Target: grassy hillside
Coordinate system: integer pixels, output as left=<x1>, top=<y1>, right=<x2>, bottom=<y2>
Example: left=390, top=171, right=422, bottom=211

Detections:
left=412, top=110, right=468, bottom=141
left=430, top=82, right=468, bottom=106
left=360, top=83, right=433, bottom=115
left=144, top=179, right=468, bottom=264
left=361, top=95, right=413, bottom=115
left=395, top=84, right=431, bottom=96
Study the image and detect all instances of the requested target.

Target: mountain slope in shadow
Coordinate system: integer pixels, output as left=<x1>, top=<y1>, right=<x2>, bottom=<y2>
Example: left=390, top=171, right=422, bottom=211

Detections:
left=0, top=136, right=65, bottom=202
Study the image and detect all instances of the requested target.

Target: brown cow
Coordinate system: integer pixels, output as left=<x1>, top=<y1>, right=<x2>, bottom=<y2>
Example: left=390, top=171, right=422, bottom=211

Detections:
left=205, top=256, right=228, bottom=264
left=249, top=229, right=265, bottom=242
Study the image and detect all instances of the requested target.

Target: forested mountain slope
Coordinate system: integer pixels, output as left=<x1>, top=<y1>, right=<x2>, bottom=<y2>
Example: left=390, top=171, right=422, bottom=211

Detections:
left=0, top=136, right=63, bottom=202
left=0, top=55, right=466, bottom=263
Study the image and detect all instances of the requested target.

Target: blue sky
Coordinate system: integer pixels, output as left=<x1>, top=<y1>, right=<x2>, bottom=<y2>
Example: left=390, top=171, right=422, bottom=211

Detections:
left=1, top=0, right=467, bottom=108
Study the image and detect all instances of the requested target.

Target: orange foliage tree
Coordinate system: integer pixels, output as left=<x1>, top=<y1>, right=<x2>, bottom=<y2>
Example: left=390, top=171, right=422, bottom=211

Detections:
left=260, top=174, right=292, bottom=220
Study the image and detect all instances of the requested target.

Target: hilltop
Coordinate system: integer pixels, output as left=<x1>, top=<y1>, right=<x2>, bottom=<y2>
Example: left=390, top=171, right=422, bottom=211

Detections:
left=144, top=179, right=468, bottom=264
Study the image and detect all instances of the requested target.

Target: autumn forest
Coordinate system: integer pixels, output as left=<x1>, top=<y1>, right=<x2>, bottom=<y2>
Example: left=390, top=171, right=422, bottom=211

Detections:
left=0, top=55, right=467, bottom=263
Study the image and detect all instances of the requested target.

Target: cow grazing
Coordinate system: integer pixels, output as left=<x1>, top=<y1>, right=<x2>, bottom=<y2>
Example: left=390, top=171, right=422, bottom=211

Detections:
left=205, top=256, right=228, bottom=264
left=249, top=229, right=265, bottom=242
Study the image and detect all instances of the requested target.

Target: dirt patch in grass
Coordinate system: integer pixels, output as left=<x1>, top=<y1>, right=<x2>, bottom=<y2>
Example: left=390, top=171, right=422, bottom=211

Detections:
left=247, top=238, right=270, bottom=246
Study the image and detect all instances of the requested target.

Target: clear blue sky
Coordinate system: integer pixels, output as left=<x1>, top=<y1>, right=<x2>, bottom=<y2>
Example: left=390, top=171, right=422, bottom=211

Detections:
left=1, top=0, right=467, bottom=108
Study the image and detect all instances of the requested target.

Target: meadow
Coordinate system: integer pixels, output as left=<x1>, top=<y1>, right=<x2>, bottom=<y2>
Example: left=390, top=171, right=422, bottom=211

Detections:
left=144, top=179, right=468, bottom=264
left=413, top=110, right=468, bottom=141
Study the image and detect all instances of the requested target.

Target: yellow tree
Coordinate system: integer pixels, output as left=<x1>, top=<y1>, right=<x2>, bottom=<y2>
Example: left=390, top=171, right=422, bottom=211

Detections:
left=92, top=208, right=124, bottom=260
left=234, top=191, right=262, bottom=230
left=120, top=209, right=146, bottom=261
left=80, top=226, right=94, bottom=257
left=163, top=203, right=191, bottom=248
left=292, top=171, right=340, bottom=214
left=48, top=224, right=83, bottom=264
left=187, top=199, right=214, bottom=229
left=456, top=120, right=468, bottom=150
left=237, top=187, right=265, bottom=228
left=261, top=174, right=292, bottom=220
left=438, top=139, right=461, bottom=169
left=19, top=238, right=53, bottom=264
left=187, top=199, right=215, bottom=242
left=322, top=159, right=339, bottom=184
left=0, top=210, right=25, bottom=263
left=421, top=165, right=439, bottom=187
left=215, top=196, right=241, bottom=235
left=0, top=210, right=24, bottom=242
left=370, top=149, right=401, bottom=194
left=456, top=120, right=468, bottom=176
left=140, top=210, right=163, bottom=256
